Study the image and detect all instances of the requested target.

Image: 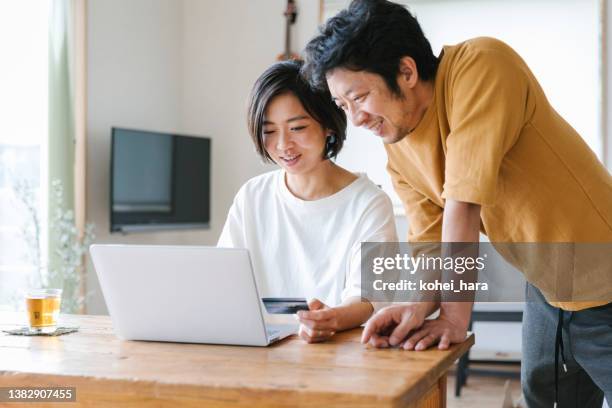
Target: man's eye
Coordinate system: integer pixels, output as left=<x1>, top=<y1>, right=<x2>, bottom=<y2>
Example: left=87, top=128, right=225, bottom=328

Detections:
left=291, top=126, right=307, bottom=131
left=353, top=93, right=367, bottom=102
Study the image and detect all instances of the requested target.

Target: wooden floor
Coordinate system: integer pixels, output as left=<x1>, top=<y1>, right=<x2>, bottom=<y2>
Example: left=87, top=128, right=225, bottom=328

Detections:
left=446, top=366, right=522, bottom=408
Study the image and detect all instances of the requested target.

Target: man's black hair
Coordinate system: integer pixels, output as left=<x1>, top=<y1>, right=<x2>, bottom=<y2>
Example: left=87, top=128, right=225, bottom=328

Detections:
left=302, top=0, right=439, bottom=96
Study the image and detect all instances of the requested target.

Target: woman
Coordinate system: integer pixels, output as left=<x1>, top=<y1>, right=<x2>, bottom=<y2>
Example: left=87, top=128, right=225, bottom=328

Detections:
left=218, top=60, right=397, bottom=343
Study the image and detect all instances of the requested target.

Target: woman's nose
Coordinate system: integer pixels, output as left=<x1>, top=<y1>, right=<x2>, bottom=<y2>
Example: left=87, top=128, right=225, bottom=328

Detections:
left=276, top=130, right=291, bottom=150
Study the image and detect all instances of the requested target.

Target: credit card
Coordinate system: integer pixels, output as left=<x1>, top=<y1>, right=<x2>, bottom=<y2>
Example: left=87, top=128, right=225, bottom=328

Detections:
left=262, top=297, right=309, bottom=314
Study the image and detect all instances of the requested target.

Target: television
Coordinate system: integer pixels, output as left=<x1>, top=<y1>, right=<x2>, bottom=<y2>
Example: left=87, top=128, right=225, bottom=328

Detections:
left=110, top=127, right=211, bottom=233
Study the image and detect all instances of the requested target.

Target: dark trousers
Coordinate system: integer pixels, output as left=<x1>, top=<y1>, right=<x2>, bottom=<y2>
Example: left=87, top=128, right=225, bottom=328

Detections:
left=521, top=283, right=612, bottom=407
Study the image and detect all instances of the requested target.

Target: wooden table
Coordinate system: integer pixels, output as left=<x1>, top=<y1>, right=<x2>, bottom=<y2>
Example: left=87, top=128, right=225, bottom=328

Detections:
left=0, top=312, right=473, bottom=407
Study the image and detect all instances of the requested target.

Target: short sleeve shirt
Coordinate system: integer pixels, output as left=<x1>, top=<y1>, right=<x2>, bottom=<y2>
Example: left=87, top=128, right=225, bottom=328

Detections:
left=385, top=37, right=612, bottom=310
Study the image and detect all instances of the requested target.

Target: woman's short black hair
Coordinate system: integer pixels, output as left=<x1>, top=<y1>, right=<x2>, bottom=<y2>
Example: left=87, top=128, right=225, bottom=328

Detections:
left=302, top=0, right=439, bottom=96
left=247, top=60, right=347, bottom=163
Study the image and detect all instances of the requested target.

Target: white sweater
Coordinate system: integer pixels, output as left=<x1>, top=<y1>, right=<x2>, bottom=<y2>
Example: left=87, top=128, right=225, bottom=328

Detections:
left=218, top=170, right=397, bottom=307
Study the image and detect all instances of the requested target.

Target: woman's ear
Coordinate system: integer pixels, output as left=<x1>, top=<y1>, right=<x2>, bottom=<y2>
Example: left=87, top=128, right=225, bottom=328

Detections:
left=324, top=131, right=337, bottom=159
left=323, top=128, right=336, bottom=142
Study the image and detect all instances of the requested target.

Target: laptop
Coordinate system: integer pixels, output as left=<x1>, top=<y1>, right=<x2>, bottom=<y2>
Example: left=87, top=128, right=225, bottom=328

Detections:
left=89, top=244, right=296, bottom=346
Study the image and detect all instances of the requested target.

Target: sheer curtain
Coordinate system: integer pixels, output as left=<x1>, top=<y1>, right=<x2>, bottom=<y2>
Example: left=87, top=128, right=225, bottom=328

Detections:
left=48, top=0, right=88, bottom=312
left=0, top=2, right=50, bottom=310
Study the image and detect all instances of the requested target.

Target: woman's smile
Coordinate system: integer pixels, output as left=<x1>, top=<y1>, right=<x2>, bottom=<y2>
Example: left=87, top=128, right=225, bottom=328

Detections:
left=279, top=153, right=302, bottom=167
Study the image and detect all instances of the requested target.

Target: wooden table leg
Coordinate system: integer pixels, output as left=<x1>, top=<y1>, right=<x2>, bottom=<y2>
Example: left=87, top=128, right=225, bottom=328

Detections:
left=413, top=372, right=448, bottom=408
left=439, top=373, right=447, bottom=407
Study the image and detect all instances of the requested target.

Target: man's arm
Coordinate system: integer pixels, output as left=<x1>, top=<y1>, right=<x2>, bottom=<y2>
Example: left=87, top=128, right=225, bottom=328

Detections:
left=442, top=199, right=481, bottom=242
left=437, top=199, right=481, bottom=346
left=401, top=199, right=480, bottom=350
left=361, top=200, right=481, bottom=350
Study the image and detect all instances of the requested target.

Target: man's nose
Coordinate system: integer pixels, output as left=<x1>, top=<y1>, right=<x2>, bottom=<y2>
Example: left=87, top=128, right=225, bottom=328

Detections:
left=348, top=106, right=367, bottom=127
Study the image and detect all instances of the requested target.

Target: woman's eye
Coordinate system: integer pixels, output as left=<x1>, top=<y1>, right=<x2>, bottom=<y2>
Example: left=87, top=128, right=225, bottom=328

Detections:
left=263, top=130, right=275, bottom=136
left=291, top=126, right=307, bottom=131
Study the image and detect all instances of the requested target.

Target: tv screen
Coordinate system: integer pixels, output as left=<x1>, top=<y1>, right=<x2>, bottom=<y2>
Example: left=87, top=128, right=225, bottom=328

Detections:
left=110, top=127, right=211, bottom=233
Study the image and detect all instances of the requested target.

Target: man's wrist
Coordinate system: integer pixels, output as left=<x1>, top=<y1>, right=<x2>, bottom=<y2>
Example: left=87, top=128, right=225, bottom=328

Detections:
left=403, top=300, right=439, bottom=321
left=439, top=301, right=472, bottom=331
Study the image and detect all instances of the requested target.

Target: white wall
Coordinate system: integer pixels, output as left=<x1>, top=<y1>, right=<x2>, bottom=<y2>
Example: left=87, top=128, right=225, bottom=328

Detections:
left=181, top=0, right=297, bottom=254
left=86, top=0, right=320, bottom=314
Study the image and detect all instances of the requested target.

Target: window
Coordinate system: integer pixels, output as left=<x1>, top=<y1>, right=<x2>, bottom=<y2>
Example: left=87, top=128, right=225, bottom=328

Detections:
left=0, top=2, right=50, bottom=310
left=324, top=0, right=603, bottom=212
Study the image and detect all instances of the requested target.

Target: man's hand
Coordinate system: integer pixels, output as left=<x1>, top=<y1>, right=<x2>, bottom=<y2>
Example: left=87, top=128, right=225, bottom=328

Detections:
left=360, top=199, right=477, bottom=350
left=361, top=303, right=433, bottom=348
left=361, top=303, right=468, bottom=350
left=297, top=299, right=338, bottom=343
left=400, top=313, right=467, bottom=351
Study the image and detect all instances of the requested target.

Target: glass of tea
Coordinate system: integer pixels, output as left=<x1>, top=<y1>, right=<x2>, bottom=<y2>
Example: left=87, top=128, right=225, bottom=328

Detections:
left=26, top=289, right=62, bottom=333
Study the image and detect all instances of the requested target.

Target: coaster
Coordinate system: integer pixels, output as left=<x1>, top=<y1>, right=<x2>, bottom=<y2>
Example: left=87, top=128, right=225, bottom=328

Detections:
left=2, top=327, right=79, bottom=336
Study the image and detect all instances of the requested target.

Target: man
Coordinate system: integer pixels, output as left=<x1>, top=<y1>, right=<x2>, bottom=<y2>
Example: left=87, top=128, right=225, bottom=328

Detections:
left=302, top=0, right=612, bottom=407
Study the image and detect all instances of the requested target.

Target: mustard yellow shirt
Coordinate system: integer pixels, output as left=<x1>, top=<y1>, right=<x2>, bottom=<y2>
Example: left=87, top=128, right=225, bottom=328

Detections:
left=385, top=37, right=612, bottom=311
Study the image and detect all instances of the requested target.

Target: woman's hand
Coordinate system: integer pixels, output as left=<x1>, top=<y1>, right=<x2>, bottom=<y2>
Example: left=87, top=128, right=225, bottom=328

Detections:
left=297, top=299, right=339, bottom=343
